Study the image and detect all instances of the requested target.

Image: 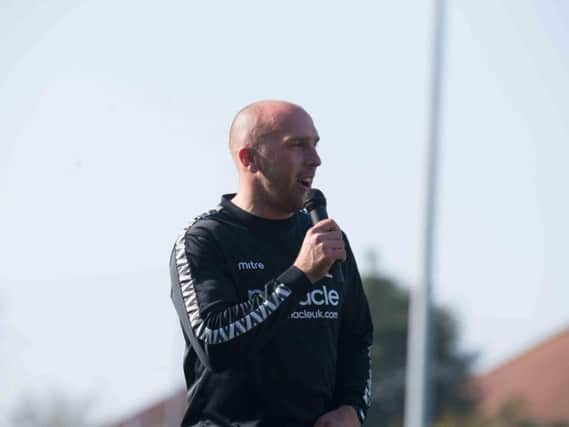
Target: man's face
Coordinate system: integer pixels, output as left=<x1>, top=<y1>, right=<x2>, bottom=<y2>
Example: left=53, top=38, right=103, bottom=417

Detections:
left=254, top=108, right=321, bottom=214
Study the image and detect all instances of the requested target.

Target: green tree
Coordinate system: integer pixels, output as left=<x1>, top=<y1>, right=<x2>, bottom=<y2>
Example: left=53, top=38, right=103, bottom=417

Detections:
left=435, top=399, right=569, bottom=427
left=363, top=274, right=476, bottom=426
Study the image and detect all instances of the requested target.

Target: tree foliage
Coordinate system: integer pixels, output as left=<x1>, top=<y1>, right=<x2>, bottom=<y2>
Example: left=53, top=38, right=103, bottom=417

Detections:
left=436, top=399, right=569, bottom=427
left=363, top=274, right=476, bottom=426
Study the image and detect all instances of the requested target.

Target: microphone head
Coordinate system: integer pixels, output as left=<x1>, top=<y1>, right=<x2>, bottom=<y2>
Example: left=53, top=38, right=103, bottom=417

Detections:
left=304, top=188, right=327, bottom=212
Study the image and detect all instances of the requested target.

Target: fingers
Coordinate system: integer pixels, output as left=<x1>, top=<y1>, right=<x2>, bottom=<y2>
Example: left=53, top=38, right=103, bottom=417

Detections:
left=327, top=246, right=347, bottom=262
left=308, top=219, right=342, bottom=244
left=312, top=230, right=343, bottom=244
left=309, top=234, right=345, bottom=258
left=311, top=218, right=340, bottom=232
left=293, top=218, right=346, bottom=283
left=308, top=219, right=346, bottom=261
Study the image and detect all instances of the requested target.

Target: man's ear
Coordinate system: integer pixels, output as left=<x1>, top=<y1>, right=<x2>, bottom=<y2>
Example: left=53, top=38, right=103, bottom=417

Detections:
left=238, top=147, right=259, bottom=172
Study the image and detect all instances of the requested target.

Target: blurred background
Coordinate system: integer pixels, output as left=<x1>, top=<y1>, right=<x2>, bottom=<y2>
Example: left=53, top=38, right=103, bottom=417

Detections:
left=1, top=1, right=567, bottom=426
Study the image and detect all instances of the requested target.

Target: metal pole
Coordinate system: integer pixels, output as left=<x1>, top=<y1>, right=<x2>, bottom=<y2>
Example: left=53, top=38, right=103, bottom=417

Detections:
left=404, top=0, right=446, bottom=427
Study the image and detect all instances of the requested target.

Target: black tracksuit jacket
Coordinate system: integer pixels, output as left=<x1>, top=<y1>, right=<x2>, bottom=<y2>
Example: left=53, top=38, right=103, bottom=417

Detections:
left=170, top=195, right=373, bottom=427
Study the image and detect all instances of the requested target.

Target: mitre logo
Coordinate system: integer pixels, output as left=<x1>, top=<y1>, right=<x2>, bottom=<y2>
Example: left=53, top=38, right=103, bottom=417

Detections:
left=238, top=261, right=265, bottom=271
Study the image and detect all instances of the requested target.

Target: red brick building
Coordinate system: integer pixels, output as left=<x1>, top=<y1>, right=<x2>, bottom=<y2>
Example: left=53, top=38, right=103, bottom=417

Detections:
left=110, top=389, right=185, bottom=427
left=474, top=326, right=569, bottom=423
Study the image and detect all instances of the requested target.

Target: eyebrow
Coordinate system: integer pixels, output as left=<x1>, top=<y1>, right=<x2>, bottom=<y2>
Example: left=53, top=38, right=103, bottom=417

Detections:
left=284, top=135, right=320, bottom=144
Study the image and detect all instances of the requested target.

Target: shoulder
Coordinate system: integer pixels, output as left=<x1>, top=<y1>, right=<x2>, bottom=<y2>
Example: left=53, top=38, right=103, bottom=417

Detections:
left=171, top=206, right=230, bottom=265
left=191, top=206, right=225, bottom=230
left=175, top=205, right=226, bottom=241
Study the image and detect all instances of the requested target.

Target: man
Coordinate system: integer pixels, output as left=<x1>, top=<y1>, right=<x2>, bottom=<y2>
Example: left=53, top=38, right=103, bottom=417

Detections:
left=170, top=100, right=373, bottom=427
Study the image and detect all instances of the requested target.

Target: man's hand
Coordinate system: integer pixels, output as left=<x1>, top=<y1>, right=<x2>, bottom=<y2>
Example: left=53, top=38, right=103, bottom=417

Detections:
left=294, top=218, right=346, bottom=284
left=313, top=405, right=360, bottom=427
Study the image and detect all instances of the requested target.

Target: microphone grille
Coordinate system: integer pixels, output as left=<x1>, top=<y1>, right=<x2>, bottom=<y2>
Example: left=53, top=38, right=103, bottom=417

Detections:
left=303, top=188, right=327, bottom=212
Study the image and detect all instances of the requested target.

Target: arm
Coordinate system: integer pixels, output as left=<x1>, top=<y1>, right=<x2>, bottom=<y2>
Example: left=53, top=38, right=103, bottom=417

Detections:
left=333, top=237, right=373, bottom=424
left=170, top=225, right=312, bottom=373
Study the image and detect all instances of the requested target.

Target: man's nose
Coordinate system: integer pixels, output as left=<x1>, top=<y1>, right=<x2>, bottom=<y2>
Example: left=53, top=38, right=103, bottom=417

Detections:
left=307, top=147, right=321, bottom=167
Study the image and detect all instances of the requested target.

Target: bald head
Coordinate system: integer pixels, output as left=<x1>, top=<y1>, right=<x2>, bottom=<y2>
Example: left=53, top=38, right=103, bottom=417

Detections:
left=228, top=100, right=311, bottom=161
left=228, top=100, right=321, bottom=218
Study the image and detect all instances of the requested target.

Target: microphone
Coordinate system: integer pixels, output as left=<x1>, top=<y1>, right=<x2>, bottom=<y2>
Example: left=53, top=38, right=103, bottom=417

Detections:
left=304, top=188, right=344, bottom=283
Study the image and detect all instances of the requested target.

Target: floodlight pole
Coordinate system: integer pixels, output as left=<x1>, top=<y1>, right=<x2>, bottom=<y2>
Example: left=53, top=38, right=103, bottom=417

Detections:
left=404, top=1, right=446, bottom=427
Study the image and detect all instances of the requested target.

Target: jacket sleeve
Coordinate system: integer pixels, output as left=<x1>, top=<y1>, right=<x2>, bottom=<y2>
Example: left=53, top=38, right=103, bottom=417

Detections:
left=334, top=237, right=373, bottom=424
left=169, top=224, right=311, bottom=373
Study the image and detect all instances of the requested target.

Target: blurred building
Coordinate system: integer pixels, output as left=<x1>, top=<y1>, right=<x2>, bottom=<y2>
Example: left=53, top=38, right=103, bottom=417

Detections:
left=110, top=327, right=569, bottom=426
left=110, top=389, right=185, bottom=427
left=474, top=326, right=569, bottom=423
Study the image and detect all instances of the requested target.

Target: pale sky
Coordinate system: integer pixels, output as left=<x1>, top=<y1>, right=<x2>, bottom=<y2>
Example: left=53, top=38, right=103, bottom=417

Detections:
left=0, top=1, right=567, bottom=425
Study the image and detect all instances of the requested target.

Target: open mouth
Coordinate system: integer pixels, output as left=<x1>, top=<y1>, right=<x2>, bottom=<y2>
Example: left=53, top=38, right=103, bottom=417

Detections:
left=297, top=177, right=313, bottom=189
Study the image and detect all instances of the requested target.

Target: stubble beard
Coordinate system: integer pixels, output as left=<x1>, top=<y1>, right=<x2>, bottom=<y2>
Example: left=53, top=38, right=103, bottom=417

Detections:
left=260, top=180, right=302, bottom=217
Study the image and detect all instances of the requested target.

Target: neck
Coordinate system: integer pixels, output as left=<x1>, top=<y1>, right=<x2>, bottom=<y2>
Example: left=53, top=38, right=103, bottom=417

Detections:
left=231, top=187, right=293, bottom=220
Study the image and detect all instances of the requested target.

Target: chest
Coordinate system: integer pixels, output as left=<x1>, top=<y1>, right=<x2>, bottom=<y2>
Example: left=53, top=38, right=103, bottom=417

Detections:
left=218, top=225, right=346, bottom=327
left=221, top=228, right=302, bottom=293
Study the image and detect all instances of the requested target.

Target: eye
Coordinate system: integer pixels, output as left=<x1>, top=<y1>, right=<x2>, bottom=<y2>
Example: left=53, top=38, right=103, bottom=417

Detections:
left=289, top=139, right=305, bottom=148
left=289, top=139, right=317, bottom=149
